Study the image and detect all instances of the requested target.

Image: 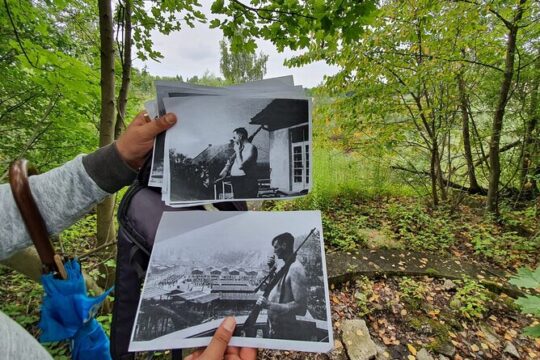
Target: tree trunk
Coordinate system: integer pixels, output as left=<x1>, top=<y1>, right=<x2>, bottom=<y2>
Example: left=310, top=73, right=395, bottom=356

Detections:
left=115, top=0, right=132, bottom=139
left=486, top=0, right=526, bottom=215
left=97, top=0, right=116, bottom=288
left=457, top=73, right=481, bottom=192
left=430, top=144, right=439, bottom=207
left=434, top=138, right=447, bottom=202
left=520, top=49, right=540, bottom=196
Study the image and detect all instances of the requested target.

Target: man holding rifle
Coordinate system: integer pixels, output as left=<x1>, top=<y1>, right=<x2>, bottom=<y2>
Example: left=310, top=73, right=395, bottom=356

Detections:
left=257, top=232, right=308, bottom=340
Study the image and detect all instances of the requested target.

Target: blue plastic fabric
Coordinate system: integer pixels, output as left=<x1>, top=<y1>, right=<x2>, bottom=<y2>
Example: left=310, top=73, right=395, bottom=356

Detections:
left=38, top=259, right=112, bottom=359
left=71, top=319, right=112, bottom=360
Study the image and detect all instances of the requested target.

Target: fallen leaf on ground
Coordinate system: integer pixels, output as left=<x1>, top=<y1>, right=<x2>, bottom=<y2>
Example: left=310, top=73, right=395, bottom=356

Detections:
left=407, top=344, right=417, bottom=355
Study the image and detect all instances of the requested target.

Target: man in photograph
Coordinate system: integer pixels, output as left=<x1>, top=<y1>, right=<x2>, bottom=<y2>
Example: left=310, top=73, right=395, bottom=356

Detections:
left=219, top=127, right=259, bottom=198
left=257, top=232, right=308, bottom=340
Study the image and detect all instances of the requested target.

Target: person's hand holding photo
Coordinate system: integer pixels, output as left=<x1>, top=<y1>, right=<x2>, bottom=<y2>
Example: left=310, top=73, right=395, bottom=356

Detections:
left=184, top=317, right=257, bottom=360
left=116, top=111, right=177, bottom=170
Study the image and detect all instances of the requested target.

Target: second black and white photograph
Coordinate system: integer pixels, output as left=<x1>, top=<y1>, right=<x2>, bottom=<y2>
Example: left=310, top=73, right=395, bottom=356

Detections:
left=129, top=211, right=332, bottom=353
left=163, top=96, right=311, bottom=203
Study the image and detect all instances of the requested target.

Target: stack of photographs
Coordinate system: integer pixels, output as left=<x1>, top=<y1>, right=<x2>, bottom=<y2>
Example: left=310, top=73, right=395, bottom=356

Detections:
left=145, top=76, right=312, bottom=206
left=129, top=211, right=333, bottom=353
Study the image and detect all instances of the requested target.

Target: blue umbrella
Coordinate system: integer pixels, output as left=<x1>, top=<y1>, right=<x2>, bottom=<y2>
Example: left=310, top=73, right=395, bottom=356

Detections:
left=9, top=160, right=113, bottom=360
left=39, top=259, right=113, bottom=359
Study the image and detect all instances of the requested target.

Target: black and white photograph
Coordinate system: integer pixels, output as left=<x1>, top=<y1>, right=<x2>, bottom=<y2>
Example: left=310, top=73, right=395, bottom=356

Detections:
left=148, top=77, right=301, bottom=188
left=129, top=211, right=332, bottom=353
left=163, top=95, right=311, bottom=203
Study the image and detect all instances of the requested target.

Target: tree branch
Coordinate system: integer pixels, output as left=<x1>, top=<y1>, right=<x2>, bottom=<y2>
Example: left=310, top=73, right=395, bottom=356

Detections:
left=3, top=0, right=43, bottom=69
left=473, top=140, right=522, bottom=167
left=231, top=0, right=316, bottom=20
left=391, top=165, right=488, bottom=195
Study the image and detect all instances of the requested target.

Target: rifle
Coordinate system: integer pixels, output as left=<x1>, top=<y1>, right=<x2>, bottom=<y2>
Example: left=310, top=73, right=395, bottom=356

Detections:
left=241, top=228, right=317, bottom=337
left=216, top=125, right=264, bottom=182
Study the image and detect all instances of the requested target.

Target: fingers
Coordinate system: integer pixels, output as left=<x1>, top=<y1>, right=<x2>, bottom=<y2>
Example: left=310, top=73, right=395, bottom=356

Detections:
left=200, top=317, right=236, bottom=359
left=131, top=110, right=151, bottom=126
left=225, top=346, right=240, bottom=356
left=239, top=347, right=257, bottom=360
left=143, top=112, right=177, bottom=136
left=223, top=347, right=257, bottom=360
left=184, top=349, right=203, bottom=360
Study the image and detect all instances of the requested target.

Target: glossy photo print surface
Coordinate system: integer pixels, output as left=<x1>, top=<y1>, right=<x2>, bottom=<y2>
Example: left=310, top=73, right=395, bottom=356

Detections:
left=162, top=96, right=311, bottom=204
left=129, top=211, right=332, bottom=353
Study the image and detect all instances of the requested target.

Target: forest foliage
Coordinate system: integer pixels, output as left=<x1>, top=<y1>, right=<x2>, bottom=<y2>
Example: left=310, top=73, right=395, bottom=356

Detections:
left=0, top=0, right=539, bottom=357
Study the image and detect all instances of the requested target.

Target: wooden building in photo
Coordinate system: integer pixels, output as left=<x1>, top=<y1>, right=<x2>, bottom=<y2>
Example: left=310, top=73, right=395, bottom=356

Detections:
left=250, top=99, right=310, bottom=195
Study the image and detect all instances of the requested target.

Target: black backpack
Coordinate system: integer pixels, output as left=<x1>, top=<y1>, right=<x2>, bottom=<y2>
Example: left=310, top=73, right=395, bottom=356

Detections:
left=109, top=161, right=246, bottom=360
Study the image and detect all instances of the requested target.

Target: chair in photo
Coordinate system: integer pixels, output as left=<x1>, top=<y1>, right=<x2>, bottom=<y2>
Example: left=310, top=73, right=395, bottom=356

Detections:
left=214, top=179, right=234, bottom=200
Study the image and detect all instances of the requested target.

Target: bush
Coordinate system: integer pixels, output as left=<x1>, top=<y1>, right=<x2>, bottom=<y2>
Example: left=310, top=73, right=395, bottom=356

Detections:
left=354, top=276, right=375, bottom=316
left=399, top=277, right=428, bottom=307
left=450, top=277, right=490, bottom=319
left=386, top=202, right=456, bottom=252
left=468, top=226, right=539, bottom=266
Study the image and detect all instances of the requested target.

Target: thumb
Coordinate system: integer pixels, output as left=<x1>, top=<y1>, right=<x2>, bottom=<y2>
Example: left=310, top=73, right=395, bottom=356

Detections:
left=200, top=317, right=236, bottom=359
left=144, top=113, right=177, bottom=136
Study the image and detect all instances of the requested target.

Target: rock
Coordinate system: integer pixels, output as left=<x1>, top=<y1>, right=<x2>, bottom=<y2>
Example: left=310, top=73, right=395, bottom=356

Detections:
left=503, top=342, right=521, bottom=359
left=441, top=279, right=456, bottom=290
left=438, top=356, right=450, bottom=360
left=435, top=341, right=456, bottom=357
left=342, top=319, right=378, bottom=360
left=479, top=323, right=501, bottom=348
left=416, top=348, right=434, bottom=360
left=329, top=339, right=348, bottom=360
left=373, top=339, right=391, bottom=360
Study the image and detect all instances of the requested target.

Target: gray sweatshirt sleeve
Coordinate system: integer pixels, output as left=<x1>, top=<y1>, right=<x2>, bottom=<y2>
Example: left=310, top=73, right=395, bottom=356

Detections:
left=0, top=143, right=137, bottom=261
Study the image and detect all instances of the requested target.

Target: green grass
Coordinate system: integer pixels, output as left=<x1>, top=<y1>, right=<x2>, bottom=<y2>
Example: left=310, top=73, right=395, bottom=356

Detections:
left=266, top=146, right=417, bottom=250
left=311, top=147, right=413, bottom=200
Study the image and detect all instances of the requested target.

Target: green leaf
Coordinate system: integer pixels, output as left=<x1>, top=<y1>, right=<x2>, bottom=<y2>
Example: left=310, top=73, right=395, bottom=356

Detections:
left=523, top=324, right=540, bottom=338
left=515, top=295, right=540, bottom=317
left=211, top=0, right=225, bottom=13
left=313, top=0, right=325, bottom=14
left=509, top=266, right=540, bottom=289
